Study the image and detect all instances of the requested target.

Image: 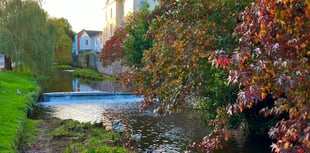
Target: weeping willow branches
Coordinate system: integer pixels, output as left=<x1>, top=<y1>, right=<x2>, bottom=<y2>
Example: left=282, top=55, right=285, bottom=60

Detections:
left=0, top=0, right=57, bottom=75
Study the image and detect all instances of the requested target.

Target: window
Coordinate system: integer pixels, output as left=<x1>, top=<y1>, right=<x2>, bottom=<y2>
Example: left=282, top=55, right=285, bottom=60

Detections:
left=105, top=27, right=107, bottom=37
left=110, top=8, right=112, bottom=18
left=121, top=3, right=123, bottom=18
left=110, top=24, right=113, bottom=36
left=86, top=40, right=88, bottom=45
left=120, top=2, right=124, bottom=25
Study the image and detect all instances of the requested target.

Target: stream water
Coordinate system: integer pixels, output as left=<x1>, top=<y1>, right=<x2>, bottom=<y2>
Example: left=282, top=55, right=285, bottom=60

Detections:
left=40, top=70, right=271, bottom=153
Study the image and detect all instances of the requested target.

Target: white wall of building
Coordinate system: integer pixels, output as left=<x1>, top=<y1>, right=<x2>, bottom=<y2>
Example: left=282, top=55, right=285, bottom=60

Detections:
left=79, top=32, right=92, bottom=51
left=103, top=1, right=118, bottom=43
left=93, top=35, right=103, bottom=52
left=103, top=0, right=158, bottom=45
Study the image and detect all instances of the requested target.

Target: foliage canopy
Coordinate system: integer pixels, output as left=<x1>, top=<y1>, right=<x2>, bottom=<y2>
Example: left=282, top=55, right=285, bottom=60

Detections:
left=100, top=28, right=127, bottom=66
left=211, top=0, right=310, bottom=152
left=0, top=0, right=57, bottom=75
left=124, top=0, right=309, bottom=152
left=48, top=18, right=73, bottom=65
left=125, top=0, right=252, bottom=116
left=124, top=4, right=152, bottom=67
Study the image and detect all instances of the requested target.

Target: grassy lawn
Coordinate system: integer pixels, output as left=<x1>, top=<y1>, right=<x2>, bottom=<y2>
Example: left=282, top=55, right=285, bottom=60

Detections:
left=0, top=71, right=39, bottom=152
left=73, top=69, right=118, bottom=81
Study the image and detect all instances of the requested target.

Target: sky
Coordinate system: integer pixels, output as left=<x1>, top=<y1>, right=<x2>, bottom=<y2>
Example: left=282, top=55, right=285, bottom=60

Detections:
left=42, top=0, right=105, bottom=33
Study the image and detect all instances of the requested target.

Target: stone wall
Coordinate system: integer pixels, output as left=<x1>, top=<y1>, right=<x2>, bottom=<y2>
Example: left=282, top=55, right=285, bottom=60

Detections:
left=88, top=53, right=99, bottom=69
left=77, top=54, right=87, bottom=68
left=96, top=60, right=128, bottom=77
left=74, top=53, right=127, bottom=77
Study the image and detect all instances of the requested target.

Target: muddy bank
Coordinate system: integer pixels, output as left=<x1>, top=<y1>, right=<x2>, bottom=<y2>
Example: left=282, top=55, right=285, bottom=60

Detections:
left=24, top=107, right=136, bottom=153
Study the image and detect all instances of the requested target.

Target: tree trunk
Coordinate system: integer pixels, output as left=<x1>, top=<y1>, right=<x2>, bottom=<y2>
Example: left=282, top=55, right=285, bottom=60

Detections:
left=5, top=56, right=12, bottom=70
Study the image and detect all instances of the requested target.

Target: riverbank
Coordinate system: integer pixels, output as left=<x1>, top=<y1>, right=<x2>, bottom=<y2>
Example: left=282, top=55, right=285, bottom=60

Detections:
left=73, top=68, right=118, bottom=81
left=0, top=71, right=39, bottom=152
left=52, top=63, right=118, bottom=81
left=0, top=70, right=135, bottom=152
left=25, top=114, right=136, bottom=153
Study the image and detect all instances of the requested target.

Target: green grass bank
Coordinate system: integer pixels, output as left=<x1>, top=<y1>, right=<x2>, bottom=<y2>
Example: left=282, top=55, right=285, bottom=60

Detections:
left=42, top=118, right=135, bottom=153
left=73, top=69, right=118, bottom=81
left=52, top=64, right=72, bottom=70
left=0, top=71, right=39, bottom=152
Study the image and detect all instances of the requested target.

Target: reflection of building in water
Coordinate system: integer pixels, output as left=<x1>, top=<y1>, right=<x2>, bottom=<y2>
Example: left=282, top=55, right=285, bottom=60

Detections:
left=73, top=78, right=129, bottom=92
left=73, top=78, right=131, bottom=92
left=89, top=81, right=128, bottom=92
left=72, top=79, right=80, bottom=92
left=72, top=79, right=94, bottom=92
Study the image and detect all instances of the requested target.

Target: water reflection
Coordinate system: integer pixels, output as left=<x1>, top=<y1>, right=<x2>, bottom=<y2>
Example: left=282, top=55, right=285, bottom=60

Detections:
left=41, top=99, right=209, bottom=152
left=72, top=78, right=128, bottom=92
left=40, top=70, right=73, bottom=92
left=72, top=79, right=80, bottom=92
left=40, top=70, right=128, bottom=93
left=42, top=98, right=270, bottom=152
left=108, top=107, right=210, bottom=152
left=41, top=70, right=271, bottom=153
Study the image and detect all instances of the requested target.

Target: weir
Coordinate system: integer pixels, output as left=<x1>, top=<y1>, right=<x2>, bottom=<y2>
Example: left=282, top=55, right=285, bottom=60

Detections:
left=42, top=91, right=141, bottom=103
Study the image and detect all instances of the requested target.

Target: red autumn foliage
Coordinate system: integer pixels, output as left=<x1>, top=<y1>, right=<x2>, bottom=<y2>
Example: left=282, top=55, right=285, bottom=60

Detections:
left=100, top=28, right=127, bottom=66
left=207, top=0, right=310, bottom=152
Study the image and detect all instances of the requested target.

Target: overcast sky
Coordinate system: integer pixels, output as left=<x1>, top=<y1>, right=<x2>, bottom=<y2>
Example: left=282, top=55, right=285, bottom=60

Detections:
left=42, top=0, right=105, bottom=32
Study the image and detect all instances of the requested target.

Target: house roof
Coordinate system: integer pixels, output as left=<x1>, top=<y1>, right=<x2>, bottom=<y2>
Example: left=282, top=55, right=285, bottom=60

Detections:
left=85, top=30, right=102, bottom=38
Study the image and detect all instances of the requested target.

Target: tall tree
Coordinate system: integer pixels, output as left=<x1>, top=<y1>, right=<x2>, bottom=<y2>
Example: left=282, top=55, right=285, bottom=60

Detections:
left=125, top=0, right=252, bottom=116
left=58, top=18, right=75, bottom=41
left=0, top=0, right=56, bottom=75
left=124, top=4, right=152, bottom=67
left=48, top=18, right=73, bottom=65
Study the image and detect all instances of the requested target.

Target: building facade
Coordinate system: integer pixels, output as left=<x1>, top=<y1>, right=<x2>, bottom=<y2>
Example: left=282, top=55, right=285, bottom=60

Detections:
left=102, top=0, right=158, bottom=44
left=72, top=30, right=103, bottom=55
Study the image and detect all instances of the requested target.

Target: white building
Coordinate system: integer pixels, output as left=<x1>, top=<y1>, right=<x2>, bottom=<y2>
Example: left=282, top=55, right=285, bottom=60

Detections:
left=0, top=54, right=4, bottom=69
left=72, top=30, right=103, bottom=55
left=102, top=0, right=158, bottom=44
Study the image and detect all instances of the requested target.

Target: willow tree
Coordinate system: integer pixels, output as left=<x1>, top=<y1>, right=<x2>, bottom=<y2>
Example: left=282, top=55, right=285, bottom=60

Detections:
left=0, top=0, right=56, bottom=75
left=49, top=18, right=73, bottom=65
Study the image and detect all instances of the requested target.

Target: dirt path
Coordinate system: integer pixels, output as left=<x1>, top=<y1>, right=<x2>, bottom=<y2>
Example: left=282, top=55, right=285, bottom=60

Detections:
left=26, top=118, right=52, bottom=153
